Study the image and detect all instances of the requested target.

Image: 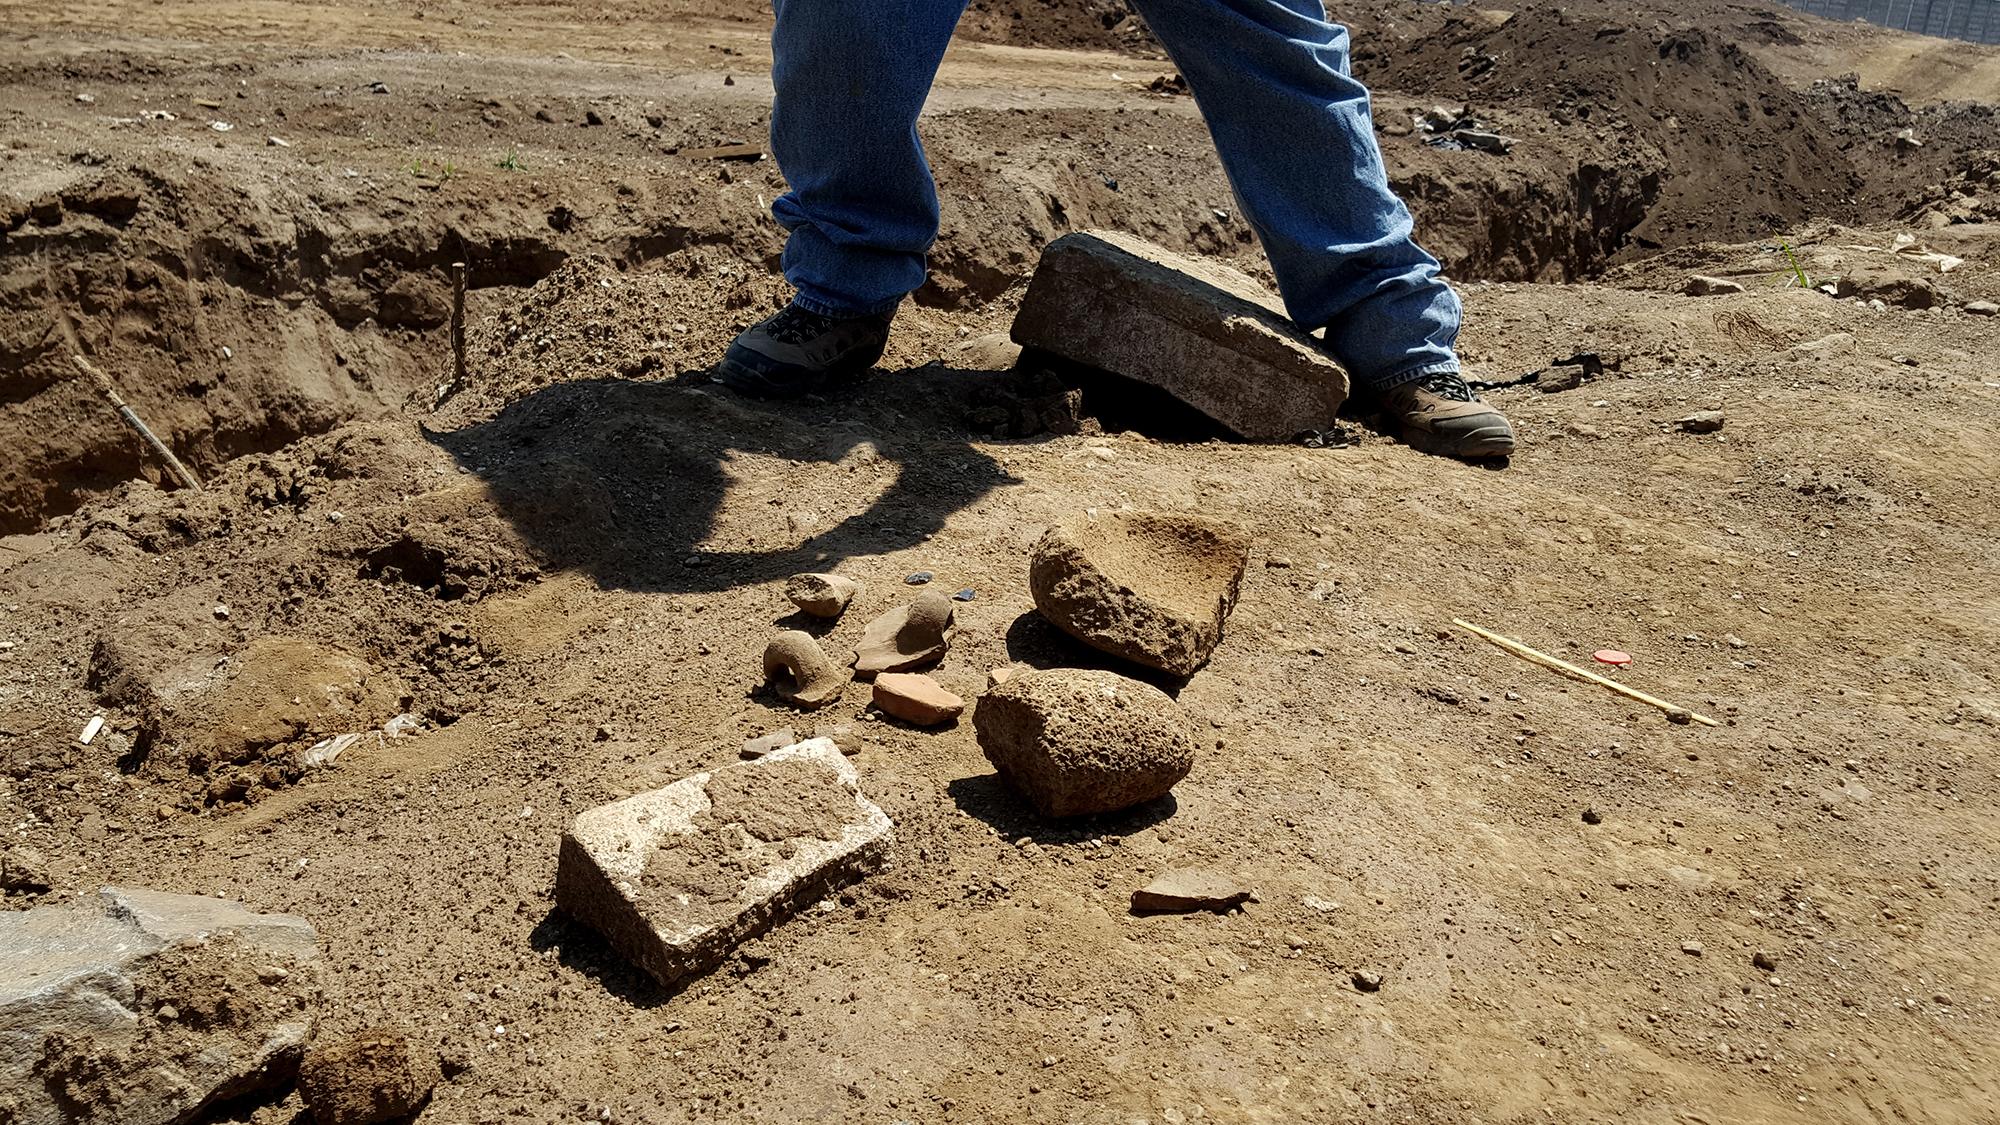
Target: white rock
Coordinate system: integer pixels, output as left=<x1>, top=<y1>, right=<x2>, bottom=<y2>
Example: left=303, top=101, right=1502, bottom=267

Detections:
left=555, top=739, right=891, bottom=987
left=0, top=888, right=323, bottom=1125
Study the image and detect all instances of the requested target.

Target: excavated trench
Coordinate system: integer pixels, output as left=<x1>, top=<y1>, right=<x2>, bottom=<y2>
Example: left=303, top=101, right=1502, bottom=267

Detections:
left=0, top=130, right=1670, bottom=536
left=10, top=4, right=1983, bottom=535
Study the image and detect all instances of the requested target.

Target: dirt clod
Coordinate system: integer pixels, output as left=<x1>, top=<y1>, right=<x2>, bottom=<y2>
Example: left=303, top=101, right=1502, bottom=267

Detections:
left=298, top=1026, right=441, bottom=1125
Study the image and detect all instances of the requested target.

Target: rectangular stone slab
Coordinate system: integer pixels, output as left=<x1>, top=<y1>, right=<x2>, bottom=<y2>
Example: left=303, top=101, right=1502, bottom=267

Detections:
left=555, top=738, right=891, bottom=988
left=1009, top=230, right=1348, bottom=441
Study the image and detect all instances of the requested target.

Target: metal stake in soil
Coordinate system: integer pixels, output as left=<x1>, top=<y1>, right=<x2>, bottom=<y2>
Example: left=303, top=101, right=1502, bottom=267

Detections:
left=71, top=354, right=203, bottom=492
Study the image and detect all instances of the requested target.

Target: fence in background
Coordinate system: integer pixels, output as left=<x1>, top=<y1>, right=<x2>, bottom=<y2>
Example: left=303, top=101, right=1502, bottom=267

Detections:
left=1775, top=0, right=2000, bottom=45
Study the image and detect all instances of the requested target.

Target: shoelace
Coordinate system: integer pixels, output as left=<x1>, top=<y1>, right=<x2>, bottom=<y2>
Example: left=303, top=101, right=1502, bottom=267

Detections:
left=764, top=305, right=839, bottom=346
left=1415, top=369, right=1479, bottom=402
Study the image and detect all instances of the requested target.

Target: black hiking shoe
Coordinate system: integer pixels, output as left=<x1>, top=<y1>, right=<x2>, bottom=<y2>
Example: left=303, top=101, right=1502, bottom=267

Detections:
left=716, top=303, right=894, bottom=398
left=1376, top=369, right=1517, bottom=460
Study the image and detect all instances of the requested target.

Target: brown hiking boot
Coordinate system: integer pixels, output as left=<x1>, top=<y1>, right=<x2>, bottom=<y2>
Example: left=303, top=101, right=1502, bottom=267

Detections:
left=1377, top=370, right=1516, bottom=460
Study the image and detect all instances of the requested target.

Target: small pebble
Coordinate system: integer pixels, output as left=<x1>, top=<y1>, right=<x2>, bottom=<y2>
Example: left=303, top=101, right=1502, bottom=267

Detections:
left=1351, top=969, right=1383, bottom=993
left=1681, top=940, right=1704, bottom=956
left=1581, top=807, right=1602, bottom=825
left=952, top=588, right=976, bottom=602
left=904, top=571, right=934, bottom=586
left=1752, top=950, right=1778, bottom=971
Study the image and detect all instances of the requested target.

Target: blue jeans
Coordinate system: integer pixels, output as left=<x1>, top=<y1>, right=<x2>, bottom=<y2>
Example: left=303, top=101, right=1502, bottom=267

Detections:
left=768, top=0, right=1461, bottom=390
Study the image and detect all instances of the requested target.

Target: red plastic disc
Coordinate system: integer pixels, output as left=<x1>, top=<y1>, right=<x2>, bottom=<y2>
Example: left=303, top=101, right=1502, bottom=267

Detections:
left=1593, top=649, right=1633, bottom=666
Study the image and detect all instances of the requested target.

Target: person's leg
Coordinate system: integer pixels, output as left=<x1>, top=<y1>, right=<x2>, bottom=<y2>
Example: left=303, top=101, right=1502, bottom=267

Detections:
left=1126, top=0, right=1455, bottom=388
left=720, top=0, right=968, bottom=396
left=1126, top=0, right=1511, bottom=457
left=768, top=0, right=970, bottom=317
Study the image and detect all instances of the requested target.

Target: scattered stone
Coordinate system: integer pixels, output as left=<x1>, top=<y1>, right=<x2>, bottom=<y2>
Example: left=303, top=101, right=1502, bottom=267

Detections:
left=1674, top=411, right=1726, bottom=433
left=1030, top=510, right=1249, bottom=677
left=1009, top=230, right=1348, bottom=441
left=762, top=632, right=848, bottom=709
left=852, top=591, right=954, bottom=676
left=904, top=571, right=934, bottom=586
left=953, top=588, right=977, bottom=602
left=785, top=573, right=859, bottom=619
left=0, top=846, right=51, bottom=895
left=974, top=667, right=1198, bottom=818
left=1536, top=363, right=1589, bottom=393
left=1351, top=969, right=1384, bottom=992
left=1130, top=869, right=1252, bottom=914
left=1752, top=950, right=1779, bottom=972
left=1724, top=633, right=1748, bottom=649
left=1684, top=275, right=1747, bottom=296
left=1581, top=807, right=1602, bottom=825
left=951, top=331, right=1023, bottom=371
left=987, top=664, right=1028, bottom=690
left=1681, top=940, right=1705, bottom=956
left=0, top=888, right=322, bottom=1125
left=808, top=722, right=863, bottom=755
left=1452, top=128, right=1514, bottom=154
left=740, top=728, right=799, bottom=760
left=298, top=1026, right=440, bottom=1125
left=555, top=739, right=892, bottom=988
left=1966, top=300, right=1999, bottom=317
left=872, top=673, right=965, bottom=726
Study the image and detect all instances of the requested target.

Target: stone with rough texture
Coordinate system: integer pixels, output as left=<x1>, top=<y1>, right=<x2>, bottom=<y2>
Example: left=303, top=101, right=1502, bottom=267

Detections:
left=1966, top=300, right=1999, bottom=316
left=1131, top=870, right=1253, bottom=913
left=852, top=591, right=954, bottom=676
left=1010, top=230, right=1348, bottom=440
left=740, top=728, right=799, bottom=759
left=0, top=887, right=323, bottom=1125
left=1674, top=411, right=1726, bottom=433
left=763, top=631, right=848, bottom=709
left=872, top=673, right=965, bottom=726
left=298, top=1026, right=439, bottom=1125
left=1684, top=274, right=1746, bottom=296
left=1030, top=511, right=1249, bottom=677
left=974, top=668, right=1198, bottom=818
left=785, top=573, right=859, bottom=619
left=556, top=739, right=892, bottom=988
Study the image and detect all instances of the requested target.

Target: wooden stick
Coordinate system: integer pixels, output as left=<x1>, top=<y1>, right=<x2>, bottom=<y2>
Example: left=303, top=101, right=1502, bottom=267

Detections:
left=71, top=355, right=203, bottom=492
left=449, top=260, right=468, bottom=391
left=1452, top=618, right=1719, bottom=727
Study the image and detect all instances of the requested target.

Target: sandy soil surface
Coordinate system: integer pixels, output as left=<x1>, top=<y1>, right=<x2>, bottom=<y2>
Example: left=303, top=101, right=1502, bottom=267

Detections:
left=3, top=2, right=2000, bottom=1123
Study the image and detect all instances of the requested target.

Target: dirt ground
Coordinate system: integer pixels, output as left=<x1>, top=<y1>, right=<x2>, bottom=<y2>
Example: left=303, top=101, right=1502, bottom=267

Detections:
left=3, top=2, right=2000, bottom=1123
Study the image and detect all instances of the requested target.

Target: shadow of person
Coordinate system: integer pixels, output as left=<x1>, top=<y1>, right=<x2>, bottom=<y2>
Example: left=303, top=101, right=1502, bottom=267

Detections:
left=945, top=773, right=1178, bottom=843
left=424, top=365, right=1025, bottom=595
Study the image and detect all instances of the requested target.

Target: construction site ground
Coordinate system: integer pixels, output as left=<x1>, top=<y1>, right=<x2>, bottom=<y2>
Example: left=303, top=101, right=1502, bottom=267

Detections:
left=2, top=1, right=1999, bottom=1122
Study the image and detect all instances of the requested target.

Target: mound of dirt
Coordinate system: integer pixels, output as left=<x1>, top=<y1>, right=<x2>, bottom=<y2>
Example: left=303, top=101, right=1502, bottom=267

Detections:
left=956, top=0, right=1159, bottom=54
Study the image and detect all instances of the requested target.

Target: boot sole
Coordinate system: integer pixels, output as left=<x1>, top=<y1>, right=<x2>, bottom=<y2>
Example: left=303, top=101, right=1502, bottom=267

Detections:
left=715, top=337, right=889, bottom=399
left=1402, top=420, right=1517, bottom=461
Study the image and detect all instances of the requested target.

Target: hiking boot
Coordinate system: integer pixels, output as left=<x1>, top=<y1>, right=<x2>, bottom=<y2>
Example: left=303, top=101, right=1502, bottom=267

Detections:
left=716, top=303, right=894, bottom=398
left=1376, top=369, right=1516, bottom=460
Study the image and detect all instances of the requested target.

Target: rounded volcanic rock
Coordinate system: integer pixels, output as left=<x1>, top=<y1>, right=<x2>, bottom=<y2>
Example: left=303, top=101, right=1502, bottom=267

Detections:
left=973, top=667, right=1197, bottom=818
left=1029, top=511, right=1248, bottom=677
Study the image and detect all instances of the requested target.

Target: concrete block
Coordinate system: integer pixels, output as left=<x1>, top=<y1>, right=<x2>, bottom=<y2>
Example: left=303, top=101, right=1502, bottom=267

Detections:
left=556, top=739, right=891, bottom=988
left=1010, top=230, right=1347, bottom=441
